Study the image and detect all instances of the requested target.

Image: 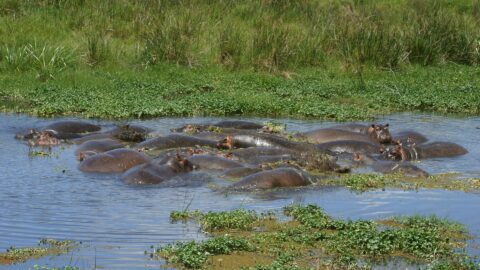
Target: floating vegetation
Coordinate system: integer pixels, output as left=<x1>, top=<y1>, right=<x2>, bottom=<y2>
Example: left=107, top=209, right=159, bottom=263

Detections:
left=150, top=205, right=479, bottom=269
left=0, top=239, right=76, bottom=265
left=28, top=150, right=52, bottom=157
left=323, top=173, right=480, bottom=193
left=262, top=121, right=286, bottom=134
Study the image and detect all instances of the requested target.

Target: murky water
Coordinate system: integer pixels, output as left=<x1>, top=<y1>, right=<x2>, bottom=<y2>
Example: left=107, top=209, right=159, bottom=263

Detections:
left=0, top=113, right=479, bottom=269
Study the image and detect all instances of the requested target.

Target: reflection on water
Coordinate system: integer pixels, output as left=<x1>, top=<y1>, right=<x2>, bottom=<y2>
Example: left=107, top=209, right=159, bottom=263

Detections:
left=0, top=113, right=479, bottom=269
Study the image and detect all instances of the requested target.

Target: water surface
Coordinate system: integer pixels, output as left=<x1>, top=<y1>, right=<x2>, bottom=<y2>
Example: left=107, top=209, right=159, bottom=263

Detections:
left=0, top=113, right=479, bottom=269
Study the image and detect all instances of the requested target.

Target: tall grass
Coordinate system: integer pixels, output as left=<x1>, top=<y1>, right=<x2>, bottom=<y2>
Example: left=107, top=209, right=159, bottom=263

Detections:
left=0, top=0, right=478, bottom=74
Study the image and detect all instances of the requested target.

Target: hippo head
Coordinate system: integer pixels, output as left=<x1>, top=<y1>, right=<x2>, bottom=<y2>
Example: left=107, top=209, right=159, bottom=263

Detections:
left=367, top=124, right=392, bottom=144
left=113, top=125, right=148, bottom=142
left=379, top=141, right=407, bottom=161
left=77, top=150, right=98, bottom=161
left=170, top=124, right=200, bottom=134
left=217, top=136, right=234, bottom=150
left=166, top=154, right=194, bottom=173
left=27, top=131, right=61, bottom=147
left=16, top=129, right=42, bottom=140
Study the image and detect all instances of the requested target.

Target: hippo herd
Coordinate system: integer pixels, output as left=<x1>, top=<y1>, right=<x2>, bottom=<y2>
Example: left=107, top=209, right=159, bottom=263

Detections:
left=15, top=119, right=468, bottom=191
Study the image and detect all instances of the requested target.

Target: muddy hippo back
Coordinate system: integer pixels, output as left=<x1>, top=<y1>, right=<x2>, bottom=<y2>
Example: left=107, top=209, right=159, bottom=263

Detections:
left=45, top=120, right=101, bottom=134
left=393, top=130, right=428, bottom=144
left=188, top=155, right=244, bottom=170
left=300, top=129, right=375, bottom=144
left=75, top=139, right=124, bottom=160
left=230, top=168, right=313, bottom=190
left=317, top=140, right=379, bottom=154
left=121, top=163, right=176, bottom=185
left=78, top=148, right=150, bottom=173
left=418, top=142, right=468, bottom=158
left=330, top=124, right=369, bottom=133
left=136, top=134, right=217, bottom=150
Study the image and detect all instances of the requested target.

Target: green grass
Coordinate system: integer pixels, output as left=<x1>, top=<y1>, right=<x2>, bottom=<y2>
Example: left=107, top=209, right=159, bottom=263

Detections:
left=151, top=205, right=479, bottom=269
left=323, top=173, right=480, bottom=192
left=1, top=64, right=479, bottom=120
left=0, top=0, right=479, bottom=120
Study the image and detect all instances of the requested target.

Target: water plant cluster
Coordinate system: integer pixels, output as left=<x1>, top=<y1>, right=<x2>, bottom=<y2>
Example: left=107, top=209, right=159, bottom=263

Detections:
left=0, top=239, right=75, bottom=265
left=324, top=173, right=480, bottom=192
left=150, top=205, right=479, bottom=269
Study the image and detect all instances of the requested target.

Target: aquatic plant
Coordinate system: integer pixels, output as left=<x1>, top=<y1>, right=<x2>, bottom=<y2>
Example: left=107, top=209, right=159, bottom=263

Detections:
left=154, top=236, right=254, bottom=269
left=0, top=239, right=76, bottom=265
left=155, top=205, right=478, bottom=269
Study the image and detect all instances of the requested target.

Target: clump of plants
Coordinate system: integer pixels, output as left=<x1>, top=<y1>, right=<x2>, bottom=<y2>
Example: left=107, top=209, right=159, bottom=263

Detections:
left=170, top=209, right=261, bottom=231
left=151, top=236, right=254, bottom=269
left=324, top=173, right=480, bottom=193
left=0, top=239, right=76, bottom=265
left=153, top=205, right=479, bottom=269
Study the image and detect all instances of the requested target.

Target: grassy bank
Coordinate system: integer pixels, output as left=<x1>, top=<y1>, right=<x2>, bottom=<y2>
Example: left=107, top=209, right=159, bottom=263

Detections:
left=148, top=205, right=479, bottom=269
left=1, top=64, right=479, bottom=120
left=0, top=0, right=479, bottom=120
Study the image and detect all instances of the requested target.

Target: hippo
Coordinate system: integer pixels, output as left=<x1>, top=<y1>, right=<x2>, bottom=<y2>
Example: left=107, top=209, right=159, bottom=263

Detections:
left=317, top=140, right=379, bottom=154
left=121, top=155, right=194, bottom=185
left=187, top=155, right=244, bottom=171
left=136, top=134, right=218, bottom=151
left=72, top=133, right=113, bottom=144
left=75, top=139, right=124, bottom=161
left=230, top=168, right=314, bottom=190
left=78, top=148, right=150, bottom=173
left=171, top=120, right=263, bottom=133
left=353, top=153, right=429, bottom=177
left=16, top=120, right=101, bottom=143
left=232, top=147, right=297, bottom=160
left=380, top=141, right=468, bottom=161
left=109, top=124, right=151, bottom=142
left=26, top=131, right=61, bottom=147
left=299, top=124, right=392, bottom=144
left=222, top=167, right=262, bottom=179
left=71, top=124, right=151, bottom=144
left=44, top=120, right=100, bottom=134
left=329, top=123, right=371, bottom=133
left=392, top=130, right=428, bottom=144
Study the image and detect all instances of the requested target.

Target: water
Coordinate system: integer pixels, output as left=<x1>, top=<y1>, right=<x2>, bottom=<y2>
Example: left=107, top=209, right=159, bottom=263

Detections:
left=0, top=113, right=479, bottom=269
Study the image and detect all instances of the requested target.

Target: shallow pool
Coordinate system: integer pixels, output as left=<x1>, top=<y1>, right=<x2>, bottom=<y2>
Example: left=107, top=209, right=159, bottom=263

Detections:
left=0, top=113, right=479, bottom=269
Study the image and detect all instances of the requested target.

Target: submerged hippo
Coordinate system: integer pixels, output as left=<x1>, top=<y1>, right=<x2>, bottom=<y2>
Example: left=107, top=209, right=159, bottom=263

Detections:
left=16, top=120, right=100, bottom=140
left=121, top=155, right=194, bottom=185
left=187, top=155, right=244, bottom=171
left=317, top=140, right=379, bottom=154
left=353, top=153, right=429, bottom=177
left=72, top=124, right=151, bottom=144
left=230, top=168, right=315, bottom=190
left=109, top=124, right=151, bottom=142
left=78, top=148, right=150, bottom=173
left=222, top=167, right=262, bottom=179
left=26, top=131, right=61, bottom=147
left=380, top=141, right=468, bottom=161
left=75, top=139, right=124, bottom=161
left=392, top=130, right=428, bottom=144
left=171, top=120, right=263, bottom=133
left=299, top=124, right=392, bottom=145
left=330, top=123, right=372, bottom=133
left=136, top=134, right=217, bottom=151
